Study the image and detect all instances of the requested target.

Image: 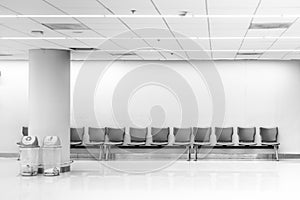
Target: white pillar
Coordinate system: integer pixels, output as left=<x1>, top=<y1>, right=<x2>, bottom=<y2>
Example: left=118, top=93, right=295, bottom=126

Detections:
left=29, top=49, right=70, bottom=169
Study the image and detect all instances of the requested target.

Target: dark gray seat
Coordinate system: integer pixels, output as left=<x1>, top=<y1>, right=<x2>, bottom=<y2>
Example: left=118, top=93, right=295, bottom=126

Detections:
left=87, top=127, right=105, bottom=145
left=215, top=127, right=234, bottom=146
left=193, top=127, right=212, bottom=145
left=106, top=127, right=125, bottom=145
left=173, top=127, right=192, bottom=161
left=260, top=127, right=279, bottom=145
left=129, top=127, right=147, bottom=145
left=151, top=127, right=169, bottom=145
left=70, top=127, right=84, bottom=146
left=260, top=127, right=280, bottom=161
left=173, top=127, right=192, bottom=146
left=237, top=127, right=256, bottom=146
left=104, top=127, right=125, bottom=160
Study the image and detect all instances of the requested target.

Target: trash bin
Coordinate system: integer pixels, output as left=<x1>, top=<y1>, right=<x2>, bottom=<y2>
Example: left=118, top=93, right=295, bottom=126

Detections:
left=19, top=136, right=39, bottom=176
left=42, top=136, right=62, bottom=176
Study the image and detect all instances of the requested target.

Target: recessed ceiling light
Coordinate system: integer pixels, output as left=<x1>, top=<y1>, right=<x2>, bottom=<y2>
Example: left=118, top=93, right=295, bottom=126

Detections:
left=70, top=47, right=98, bottom=51
left=131, top=9, right=136, bottom=14
left=237, top=52, right=263, bottom=56
left=179, top=11, right=188, bottom=16
left=110, top=52, right=137, bottom=56
left=31, top=30, right=44, bottom=36
left=0, top=54, right=13, bottom=56
left=249, top=23, right=292, bottom=29
left=42, top=23, right=89, bottom=30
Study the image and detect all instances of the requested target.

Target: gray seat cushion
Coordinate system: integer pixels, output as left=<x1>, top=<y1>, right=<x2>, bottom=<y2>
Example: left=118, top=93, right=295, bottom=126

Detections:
left=70, top=127, right=84, bottom=142
left=260, top=127, right=278, bottom=143
left=215, top=127, right=233, bottom=143
left=193, top=127, right=211, bottom=143
left=88, top=127, right=105, bottom=143
left=173, top=127, right=192, bottom=143
left=151, top=127, right=169, bottom=143
left=238, top=127, right=256, bottom=143
left=106, top=127, right=125, bottom=143
left=129, top=127, right=147, bottom=143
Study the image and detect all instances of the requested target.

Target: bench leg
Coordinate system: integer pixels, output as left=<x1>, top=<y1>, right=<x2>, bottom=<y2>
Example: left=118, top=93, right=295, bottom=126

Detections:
left=186, top=146, right=191, bottom=161
left=274, top=145, right=279, bottom=161
left=99, top=145, right=103, bottom=161
left=105, top=145, right=110, bottom=161
left=194, top=145, right=198, bottom=161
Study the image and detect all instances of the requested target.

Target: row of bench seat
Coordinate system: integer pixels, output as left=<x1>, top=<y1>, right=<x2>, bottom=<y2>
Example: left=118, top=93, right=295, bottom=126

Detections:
left=70, top=127, right=280, bottom=161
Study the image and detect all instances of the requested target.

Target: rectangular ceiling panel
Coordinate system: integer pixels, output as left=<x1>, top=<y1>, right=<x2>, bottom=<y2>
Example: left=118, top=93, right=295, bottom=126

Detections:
left=99, top=0, right=158, bottom=14
left=152, top=0, right=206, bottom=15
left=46, top=0, right=109, bottom=15
left=166, top=18, right=209, bottom=38
left=208, top=0, right=260, bottom=14
left=0, top=0, right=63, bottom=14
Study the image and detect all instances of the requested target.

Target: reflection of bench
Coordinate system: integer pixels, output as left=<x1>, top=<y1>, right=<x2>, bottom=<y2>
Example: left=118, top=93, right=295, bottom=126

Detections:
left=193, top=144, right=280, bottom=161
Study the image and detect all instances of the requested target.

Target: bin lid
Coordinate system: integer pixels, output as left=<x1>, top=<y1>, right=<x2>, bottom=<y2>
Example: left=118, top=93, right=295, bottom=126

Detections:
left=42, top=136, right=61, bottom=148
left=20, top=136, right=39, bottom=148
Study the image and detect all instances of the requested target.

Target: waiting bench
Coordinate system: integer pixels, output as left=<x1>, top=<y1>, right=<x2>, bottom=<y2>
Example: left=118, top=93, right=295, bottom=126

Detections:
left=69, top=126, right=280, bottom=161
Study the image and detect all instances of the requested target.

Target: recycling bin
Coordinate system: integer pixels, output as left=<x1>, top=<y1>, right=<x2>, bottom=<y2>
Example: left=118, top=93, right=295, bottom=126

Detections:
left=19, top=136, right=40, bottom=176
left=42, top=136, right=62, bottom=176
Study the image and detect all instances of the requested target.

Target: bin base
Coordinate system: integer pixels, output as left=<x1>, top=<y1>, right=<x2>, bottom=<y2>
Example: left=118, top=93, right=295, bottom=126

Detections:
left=38, top=165, right=71, bottom=174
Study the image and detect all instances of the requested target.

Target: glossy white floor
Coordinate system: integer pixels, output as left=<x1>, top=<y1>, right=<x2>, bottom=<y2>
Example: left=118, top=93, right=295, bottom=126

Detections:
left=1, top=158, right=299, bottom=200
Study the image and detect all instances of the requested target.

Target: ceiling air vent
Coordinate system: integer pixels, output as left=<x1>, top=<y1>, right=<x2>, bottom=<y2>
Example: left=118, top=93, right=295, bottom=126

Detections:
left=0, top=54, right=13, bottom=56
left=249, top=23, right=292, bottom=29
left=70, top=47, right=98, bottom=51
left=236, top=52, right=263, bottom=56
left=42, top=23, right=89, bottom=30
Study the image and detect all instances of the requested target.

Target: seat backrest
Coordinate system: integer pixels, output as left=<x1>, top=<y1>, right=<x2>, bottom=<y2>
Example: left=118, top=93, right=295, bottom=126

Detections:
left=237, top=127, right=256, bottom=142
left=70, top=127, right=84, bottom=142
left=106, top=127, right=125, bottom=143
left=22, top=126, right=28, bottom=136
left=193, top=127, right=211, bottom=143
left=173, top=127, right=192, bottom=143
left=260, top=127, right=278, bottom=143
left=151, top=127, right=169, bottom=143
left=88, top=127, right=105, bottom=143
left=129, top=127, right=147, bottom=143
left=215, top=127, right=233, bottom=143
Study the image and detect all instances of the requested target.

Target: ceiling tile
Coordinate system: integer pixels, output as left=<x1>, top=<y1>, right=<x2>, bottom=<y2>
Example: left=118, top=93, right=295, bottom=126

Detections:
left=0, top=0, right=63, bottom=14
left=208, top=0, right=260, bottom=14
left=166, top=18, right=209, bottom=37
left=211, top=39, right=243, bottom=50
left=210, top=18, right=251, bottom=37
left=152, top=0, right=206, bottom=15
left=99, top=0, right=158, bottom=14
left=45, top=0, right=109, bottom=15
left=136, top=51, right=164, bottom=60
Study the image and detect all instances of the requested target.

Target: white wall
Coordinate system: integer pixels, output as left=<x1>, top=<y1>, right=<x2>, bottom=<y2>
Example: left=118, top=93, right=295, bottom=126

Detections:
left=1, top=60, right=300, bottom=153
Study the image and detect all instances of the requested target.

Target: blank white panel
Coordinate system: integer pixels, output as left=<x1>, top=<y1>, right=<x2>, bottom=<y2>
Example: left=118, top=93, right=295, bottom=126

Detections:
left=110, top=39, right=148, bottom=51
left=145, top=39, right=182, bottom=51
left=187, top=51, right=211, bottom=59
left=136, top=51, right=164, bottom=60
left=133, top=28, right=173, bottom=38
left=246, top=29, right=285, bottom=37
left=260, top=52, right=288, bottom=59
left=166, top=18, right=209, bottom=37
left=208, top=0, right=260, bottom=14
left=269, top=39, right=300, bottom=50
left=240, top=39, right=276, bottom=50
left=20, top=39, right=66, bottom=49
left=210, top=18, right=251, bottom=37
left=177, top=39, right=210, bottom=50
left=122, top=18, right=168, bottom=30
left=0, top=0, right=63, bottom=14
left=152, top=0, right=206, bottom=15
left=96, top=40, right=126, bottom=51
left=99, top=0, right=158, bottom=14
left=46, top=0, right=109, bottom=15
left=213, top=51, right=237, bottom=59
left=211, top=39, right=243, bottom=50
